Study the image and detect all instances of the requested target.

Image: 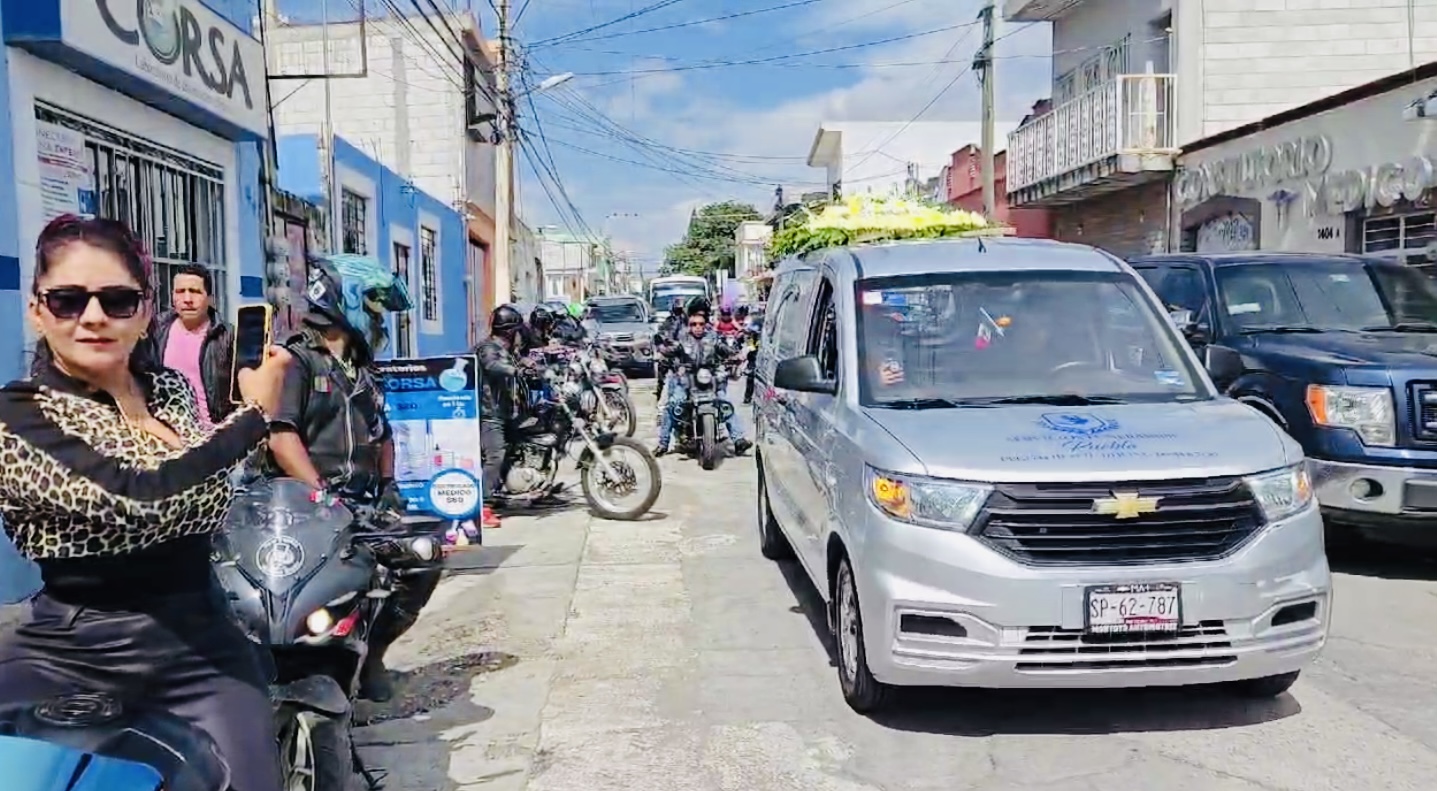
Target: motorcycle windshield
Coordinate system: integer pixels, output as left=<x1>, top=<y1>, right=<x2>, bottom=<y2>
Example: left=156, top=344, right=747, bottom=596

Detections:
left=0, top=736, right=163, bottom=791
left=219, top=478, right=354, bottom=595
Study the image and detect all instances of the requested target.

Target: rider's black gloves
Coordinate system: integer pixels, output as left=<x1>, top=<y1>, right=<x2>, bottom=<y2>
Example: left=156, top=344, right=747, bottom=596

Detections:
left=376, top=478, right=408, bottom=514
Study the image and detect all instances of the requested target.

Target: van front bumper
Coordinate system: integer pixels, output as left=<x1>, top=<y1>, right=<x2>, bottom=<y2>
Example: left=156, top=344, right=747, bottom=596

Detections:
left=855, top=505, right=1330, bottom=690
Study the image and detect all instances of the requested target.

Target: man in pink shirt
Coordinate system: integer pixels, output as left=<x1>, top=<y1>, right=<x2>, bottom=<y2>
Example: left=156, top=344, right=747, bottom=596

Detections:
left=152, top=264, right=234, bottom=428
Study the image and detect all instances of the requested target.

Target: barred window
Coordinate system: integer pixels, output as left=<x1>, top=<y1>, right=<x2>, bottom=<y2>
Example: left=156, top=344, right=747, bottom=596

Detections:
left=419, top=226, right=439, bottom=322
left=341, top=189, right=368, bottom=255
left=392, top=241, right=414, bottom=356
left=35, top=104, right=227, bottom=314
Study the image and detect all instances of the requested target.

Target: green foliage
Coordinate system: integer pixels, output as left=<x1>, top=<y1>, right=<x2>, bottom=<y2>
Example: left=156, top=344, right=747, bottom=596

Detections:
left=662, top=201, right=763, bottom=276
left=768, top=195, right=1001, bottom=260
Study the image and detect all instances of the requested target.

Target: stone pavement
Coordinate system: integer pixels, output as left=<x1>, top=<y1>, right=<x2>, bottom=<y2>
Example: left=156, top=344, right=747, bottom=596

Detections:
left=360, top=380, right=1437, bottom=791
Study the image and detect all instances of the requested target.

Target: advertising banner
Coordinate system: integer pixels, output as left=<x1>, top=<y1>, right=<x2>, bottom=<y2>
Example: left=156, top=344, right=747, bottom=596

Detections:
left=373, top=355, right=484, bottom=521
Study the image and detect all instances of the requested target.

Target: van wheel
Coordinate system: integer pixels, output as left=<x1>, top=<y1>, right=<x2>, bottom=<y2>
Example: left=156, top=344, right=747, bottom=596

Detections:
left=1228, top=671, right=1299, bottom=699
left=756, top=462, right=793, bottom=560
left=834, top=558, right=892, bottom=713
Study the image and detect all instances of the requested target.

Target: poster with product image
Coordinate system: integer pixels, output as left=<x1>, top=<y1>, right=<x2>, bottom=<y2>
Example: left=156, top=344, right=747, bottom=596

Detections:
left=374, top=355, right=483, bottom=520
left=35, top=121, right=97, bottom=220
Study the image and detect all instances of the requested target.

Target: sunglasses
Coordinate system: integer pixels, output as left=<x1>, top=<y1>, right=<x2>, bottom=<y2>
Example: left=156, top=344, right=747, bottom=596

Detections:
left=40, top=286, right=146, bottom=320
left=688, top=320, right=706, bottom=327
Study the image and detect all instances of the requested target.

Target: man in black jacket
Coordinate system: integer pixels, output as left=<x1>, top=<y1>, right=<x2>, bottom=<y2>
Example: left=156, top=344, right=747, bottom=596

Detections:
left=474, top=305, right=533, bottom=521
left=151, top=264, right=234, bottom=426
left=652, top=298, right=686, bottom=403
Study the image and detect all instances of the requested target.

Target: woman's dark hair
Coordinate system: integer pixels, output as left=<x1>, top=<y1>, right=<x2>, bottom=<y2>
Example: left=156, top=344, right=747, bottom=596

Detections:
left=30, top=214, right=162, bottom=378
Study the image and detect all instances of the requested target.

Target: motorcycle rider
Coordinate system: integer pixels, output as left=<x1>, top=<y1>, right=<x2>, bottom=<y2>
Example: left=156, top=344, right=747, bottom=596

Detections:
left=474, top=305, right=538, bottom=520
left=714, top=307, right=739, bottom=336
left=653, top=298, right=687, bottom=404
left=655, top=297, right=752, bottom=457
left=261, top=255, right=440, bottom=704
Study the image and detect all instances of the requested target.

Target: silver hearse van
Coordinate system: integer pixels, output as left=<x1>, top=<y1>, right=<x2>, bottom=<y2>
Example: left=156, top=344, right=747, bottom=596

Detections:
left=752, top=237, right=1330, bottom=713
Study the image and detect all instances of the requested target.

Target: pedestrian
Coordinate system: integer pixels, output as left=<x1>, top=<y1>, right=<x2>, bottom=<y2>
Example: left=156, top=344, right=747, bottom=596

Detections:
left=150, top=263, right=234, bottom=427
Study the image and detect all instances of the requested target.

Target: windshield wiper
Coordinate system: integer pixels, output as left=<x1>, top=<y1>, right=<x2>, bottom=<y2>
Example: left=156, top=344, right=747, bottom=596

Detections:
left=1237, top=325, right=1328, bottom=335
left=1359, top=321, right=1437, bottom=333
left=876, top=397, right=966, bottom=409
left=955, top=394, right=1128, bottom=406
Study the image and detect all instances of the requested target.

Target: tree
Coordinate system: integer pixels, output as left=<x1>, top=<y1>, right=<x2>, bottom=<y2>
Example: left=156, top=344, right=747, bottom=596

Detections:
left=662, top=201, right=762, bottom=277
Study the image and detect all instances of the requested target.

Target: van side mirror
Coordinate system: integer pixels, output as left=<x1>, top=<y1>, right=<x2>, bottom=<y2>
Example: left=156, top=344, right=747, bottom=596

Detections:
left=774, top=355, right=836, bottom=395
left=1168, top=308, right=1210, bottom=344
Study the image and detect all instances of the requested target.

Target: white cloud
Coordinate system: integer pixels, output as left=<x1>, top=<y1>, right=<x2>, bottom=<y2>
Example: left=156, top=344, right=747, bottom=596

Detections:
left=526, top=0, right=1054, bottom=265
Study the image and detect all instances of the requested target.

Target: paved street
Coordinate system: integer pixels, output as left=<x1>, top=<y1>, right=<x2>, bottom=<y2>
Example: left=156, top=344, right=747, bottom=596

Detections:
left=8, top=381, right=1437, bottom=789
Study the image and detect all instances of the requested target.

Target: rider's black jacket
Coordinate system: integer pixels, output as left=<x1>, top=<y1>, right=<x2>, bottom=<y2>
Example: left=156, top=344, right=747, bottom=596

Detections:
left=263, top=328, right=390, bottom=498
left=654, top=313, right=685, bottom=347
left=475, top=336, right=522, bottom=421
left=672, top=330, right=731, bottom=371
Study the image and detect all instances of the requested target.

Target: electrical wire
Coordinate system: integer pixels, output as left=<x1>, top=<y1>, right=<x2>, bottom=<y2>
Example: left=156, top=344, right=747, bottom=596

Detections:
left=517, top=71, right=603, bottom=242
left=527, top=0, right=825, bottom=48
left=529, top=0, right=698, bottom=49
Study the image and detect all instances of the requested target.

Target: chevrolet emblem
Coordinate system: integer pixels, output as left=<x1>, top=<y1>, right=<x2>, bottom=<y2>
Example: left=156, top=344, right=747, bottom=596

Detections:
left=1093, top=491, right=1161, bottom=519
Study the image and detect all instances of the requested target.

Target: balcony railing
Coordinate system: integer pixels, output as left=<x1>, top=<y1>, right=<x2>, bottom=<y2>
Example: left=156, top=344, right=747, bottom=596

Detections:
left=1006, top=73, right=1177, bottom=193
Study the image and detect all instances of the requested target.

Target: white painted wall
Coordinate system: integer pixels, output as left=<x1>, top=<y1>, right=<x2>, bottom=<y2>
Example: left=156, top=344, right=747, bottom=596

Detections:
left=6, top=49, right=241, bottom=324
left=1176, top=75, right=1437, bottom=253
left=1050, top=0, right=1171, bottom=81
left=266, top=14, right=497, bottom=217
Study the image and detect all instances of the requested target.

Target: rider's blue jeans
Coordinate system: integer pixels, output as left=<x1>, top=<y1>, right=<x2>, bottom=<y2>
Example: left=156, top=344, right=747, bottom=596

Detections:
left=657, top=374, right=745, bottom=448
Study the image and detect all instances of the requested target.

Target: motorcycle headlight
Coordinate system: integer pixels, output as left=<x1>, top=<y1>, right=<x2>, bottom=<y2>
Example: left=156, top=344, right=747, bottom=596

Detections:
left=1244, top=464, right=1314, bottom=523
left=410, top=536, right=437, bottom=561
left=1305, top=384, right=1394, bottom=446
left=865, top=467, right=991, bottom=531
left=696, top=369, right=714, bottom=385
left=305, top=608, right=334, bottom=635
left=589, top=358, right=608, bottom=375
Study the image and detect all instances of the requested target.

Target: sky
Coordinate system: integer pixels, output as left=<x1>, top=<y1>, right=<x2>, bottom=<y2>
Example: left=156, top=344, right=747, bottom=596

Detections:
left=278, top=0, right=1057, bottom=273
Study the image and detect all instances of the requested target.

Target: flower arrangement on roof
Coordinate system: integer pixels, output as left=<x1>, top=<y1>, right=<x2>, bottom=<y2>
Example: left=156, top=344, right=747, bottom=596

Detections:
left=768, top=194, right=1009, bottom=259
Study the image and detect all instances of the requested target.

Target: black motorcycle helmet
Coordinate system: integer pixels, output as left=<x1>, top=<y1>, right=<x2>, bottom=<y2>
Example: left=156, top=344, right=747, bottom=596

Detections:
left=530, top=305, right=556, bottom=335
left=735, top=305, right=749, bottom=320
left=491, top=304, right=525, bottom=339
left=669, top=298, right=685, bottom=315
left=686, top=296, right=711, bottom=318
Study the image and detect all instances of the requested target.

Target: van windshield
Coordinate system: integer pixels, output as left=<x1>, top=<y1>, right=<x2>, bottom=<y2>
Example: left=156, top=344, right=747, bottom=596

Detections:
left=855, top=270, right=1211, bottom=406
left=589, top=301, right=646, bottom=323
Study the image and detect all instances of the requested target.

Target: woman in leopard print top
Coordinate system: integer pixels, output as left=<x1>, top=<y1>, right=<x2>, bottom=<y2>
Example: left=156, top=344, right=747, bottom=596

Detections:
left=0, top=215, right=292, bottom=791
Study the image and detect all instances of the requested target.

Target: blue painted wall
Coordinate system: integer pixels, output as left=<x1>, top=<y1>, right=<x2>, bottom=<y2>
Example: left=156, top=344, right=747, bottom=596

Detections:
left=276, top=134, right=470, bottom=358
left=0, top=6, right=25, bottom=391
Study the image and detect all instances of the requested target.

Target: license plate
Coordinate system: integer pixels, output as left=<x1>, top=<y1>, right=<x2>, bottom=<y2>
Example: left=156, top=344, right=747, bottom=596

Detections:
left=1084, top=583, right=1181, bottom=634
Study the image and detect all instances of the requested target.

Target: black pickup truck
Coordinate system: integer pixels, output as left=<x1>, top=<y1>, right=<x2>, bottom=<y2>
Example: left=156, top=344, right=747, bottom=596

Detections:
left=1131, top=252, right=1437, bottom=545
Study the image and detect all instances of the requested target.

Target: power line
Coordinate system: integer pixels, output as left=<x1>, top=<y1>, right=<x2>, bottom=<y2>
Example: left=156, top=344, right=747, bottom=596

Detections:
left=528, top=0, right=825, bottom=48
left=529, top=0, right=698, bottom=48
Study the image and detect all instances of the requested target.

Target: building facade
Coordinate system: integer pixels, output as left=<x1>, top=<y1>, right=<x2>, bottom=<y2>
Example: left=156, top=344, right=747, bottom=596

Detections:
left=265, top=11, right=535, bottom=342
left=277, top=134, right=469, bottom=357
left=0, top=0, right=271, bottom=382
left=946, top=144, right=1051, bottom=237
left=807, top=121, right=1015, bottom=200
left=537, top=229, right=597, bottom=303
left=1003, top=0, right=1437, bottom=259
left=1176, top=68, right=1437, bottom=264
left=734, top=220, right=772, bottom=303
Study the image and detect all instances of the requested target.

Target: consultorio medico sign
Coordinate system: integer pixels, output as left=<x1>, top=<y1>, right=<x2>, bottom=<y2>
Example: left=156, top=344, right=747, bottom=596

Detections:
left=1176, top=134, right=1437, bottom=218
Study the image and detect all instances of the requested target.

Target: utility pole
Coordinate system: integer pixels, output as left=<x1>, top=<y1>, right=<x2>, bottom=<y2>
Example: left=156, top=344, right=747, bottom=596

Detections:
left=493, top=0, right=515, bottom=305
left=977, top=0, right=997, bottom=218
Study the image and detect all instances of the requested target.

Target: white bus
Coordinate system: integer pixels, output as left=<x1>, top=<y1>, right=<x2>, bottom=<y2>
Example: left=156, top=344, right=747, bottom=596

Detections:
left=645, top=275, right=711, bottom=316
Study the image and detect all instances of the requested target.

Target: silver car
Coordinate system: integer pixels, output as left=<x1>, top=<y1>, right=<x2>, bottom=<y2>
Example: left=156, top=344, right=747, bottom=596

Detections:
left=752, top=237, right=1330, bottom=713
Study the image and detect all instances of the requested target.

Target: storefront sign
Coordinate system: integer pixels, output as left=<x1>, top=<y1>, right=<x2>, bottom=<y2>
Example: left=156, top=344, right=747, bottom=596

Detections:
left=1305, top=155, right=1437, bottom=217
left=35, top=121, right=97, bottom=220
left=374, top=356, right=484, bottom=517
left=1177, top=136, right=1333, bottom=207
left=52, top=0, right=268, bottom=135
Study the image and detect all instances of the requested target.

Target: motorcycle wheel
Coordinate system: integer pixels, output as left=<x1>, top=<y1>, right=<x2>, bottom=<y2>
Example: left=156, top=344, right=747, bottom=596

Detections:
left=279, top=708, right=356, bottom=791
left=604, top=389, right=638, bottom=437
left=580, top=436, right=662, bottom=521
left=698, top=413, right=719, bottom=471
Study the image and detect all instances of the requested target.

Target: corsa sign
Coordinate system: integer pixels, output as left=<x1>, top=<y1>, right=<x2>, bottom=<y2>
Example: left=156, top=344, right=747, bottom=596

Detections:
left=62, top=0, right=268, bottom=135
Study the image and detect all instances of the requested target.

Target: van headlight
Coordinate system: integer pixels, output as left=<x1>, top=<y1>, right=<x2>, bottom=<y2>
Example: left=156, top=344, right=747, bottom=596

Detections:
left=1305, top=384, right=1394, bottom=446
left=1244, top=464, right=1314, bottom=523
left=865, top=467, right=991, bottom=531
left=410, top=536, right=436, bottom=561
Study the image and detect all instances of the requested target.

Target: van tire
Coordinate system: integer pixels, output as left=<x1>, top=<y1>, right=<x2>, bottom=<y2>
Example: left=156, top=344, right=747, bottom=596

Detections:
left=834, top=558, right=892, bottom=714
left=756, top=462, right=794, bottom=560
left=1228, top=671, right=1299, bottom=699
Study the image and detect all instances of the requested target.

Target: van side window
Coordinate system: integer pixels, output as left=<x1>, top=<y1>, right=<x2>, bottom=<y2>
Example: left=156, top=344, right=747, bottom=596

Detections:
left=772, top=271, right=817, bottom=361
left=807, top=278, right=839, bottom=380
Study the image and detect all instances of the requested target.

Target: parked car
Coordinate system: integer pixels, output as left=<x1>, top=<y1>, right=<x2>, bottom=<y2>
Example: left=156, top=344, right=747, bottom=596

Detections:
left=1132, top=252, right=1437, bottom=547
left=585, top=295, right=656, bottom=374
left=753, top=238, right=1329, bottom=713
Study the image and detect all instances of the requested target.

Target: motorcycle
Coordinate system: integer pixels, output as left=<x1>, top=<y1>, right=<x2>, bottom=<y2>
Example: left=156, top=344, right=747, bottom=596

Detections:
left=670, top=359, right=735, bottom=471
left=213, top=478, right=444, bottom=791
left=576, top=349, right=636, bottom=438
left=502, top=365, right=662, bottom=520
left=0, top=692, right=231, bottom=791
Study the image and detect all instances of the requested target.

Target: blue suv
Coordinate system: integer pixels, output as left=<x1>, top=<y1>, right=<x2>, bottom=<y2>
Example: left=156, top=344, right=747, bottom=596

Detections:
left=1130, top=252, right=1437, bottom=544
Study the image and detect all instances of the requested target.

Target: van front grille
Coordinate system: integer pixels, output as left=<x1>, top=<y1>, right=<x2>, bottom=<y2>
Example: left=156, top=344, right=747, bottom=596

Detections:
left=1016, top=620, right=1236, bottom=671
left=973, top=477, right=1262, bottom=567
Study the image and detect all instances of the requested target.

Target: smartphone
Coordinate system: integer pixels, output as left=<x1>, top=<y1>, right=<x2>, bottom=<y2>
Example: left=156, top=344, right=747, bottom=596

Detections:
left=230, top=304, right=274, bottom=404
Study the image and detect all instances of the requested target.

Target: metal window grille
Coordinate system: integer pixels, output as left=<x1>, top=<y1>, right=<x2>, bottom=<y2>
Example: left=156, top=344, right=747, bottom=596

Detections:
left=392, top=241, right=414, bottom=356
left=341, top=189, right=368, bottom=255
left=35, top=104, right=227, bottom=314
left=1363, top=212, right=1437, bottom=273
left=419, top=226, right=439, bottom=322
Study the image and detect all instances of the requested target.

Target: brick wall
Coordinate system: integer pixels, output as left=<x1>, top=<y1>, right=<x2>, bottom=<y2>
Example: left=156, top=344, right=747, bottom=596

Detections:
left=1050, top=179, right=1170, bottom=258
left=947, top=145, right=1053, bottom=238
